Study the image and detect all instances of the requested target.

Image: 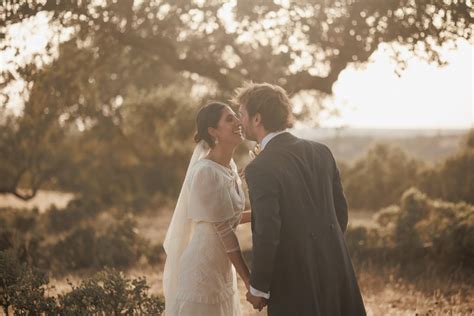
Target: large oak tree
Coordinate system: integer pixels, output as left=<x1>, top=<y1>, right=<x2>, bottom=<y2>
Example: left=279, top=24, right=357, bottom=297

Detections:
left=0, top=0, right=472, bottom=200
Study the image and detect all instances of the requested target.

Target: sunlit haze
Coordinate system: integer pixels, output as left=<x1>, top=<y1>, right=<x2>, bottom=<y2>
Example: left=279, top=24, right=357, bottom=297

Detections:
left=1, top=13, right=473, bottom=130
left=325, top=40, right=473, bottom=129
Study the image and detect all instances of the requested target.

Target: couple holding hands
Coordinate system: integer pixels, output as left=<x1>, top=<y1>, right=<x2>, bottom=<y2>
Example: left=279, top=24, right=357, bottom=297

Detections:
left=163, top=82, right=366, bottom=316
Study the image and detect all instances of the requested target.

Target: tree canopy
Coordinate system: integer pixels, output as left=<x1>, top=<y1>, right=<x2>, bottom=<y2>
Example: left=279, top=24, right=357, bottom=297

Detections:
left=2, top=0, right=473, bottom=95
left=0, top=0, right=472, bottom=201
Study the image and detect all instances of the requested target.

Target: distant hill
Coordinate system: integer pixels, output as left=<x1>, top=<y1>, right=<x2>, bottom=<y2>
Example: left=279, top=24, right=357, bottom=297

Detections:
left=293, top=128, right=469, bottom=164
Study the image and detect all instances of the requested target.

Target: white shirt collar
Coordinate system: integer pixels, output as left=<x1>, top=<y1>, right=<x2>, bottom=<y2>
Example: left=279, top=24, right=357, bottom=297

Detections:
left=260, top=130, right=287, bottom=150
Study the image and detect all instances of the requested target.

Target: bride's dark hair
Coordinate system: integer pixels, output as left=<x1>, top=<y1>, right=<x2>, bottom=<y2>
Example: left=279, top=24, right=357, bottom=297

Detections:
left=194, top=102, right=227, bottom=148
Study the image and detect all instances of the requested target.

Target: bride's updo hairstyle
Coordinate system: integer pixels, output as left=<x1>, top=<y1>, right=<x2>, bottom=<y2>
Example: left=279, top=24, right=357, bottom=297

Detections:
left=194, top=102, right=227, bottom=148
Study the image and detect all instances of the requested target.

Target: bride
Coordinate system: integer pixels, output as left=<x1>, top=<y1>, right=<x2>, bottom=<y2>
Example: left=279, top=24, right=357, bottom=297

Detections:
left=163, top=102, right=251, bottom=316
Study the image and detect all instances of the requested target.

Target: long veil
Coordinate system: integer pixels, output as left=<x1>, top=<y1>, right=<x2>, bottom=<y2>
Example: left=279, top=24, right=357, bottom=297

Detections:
left=163, top=140, right=209, bottom=312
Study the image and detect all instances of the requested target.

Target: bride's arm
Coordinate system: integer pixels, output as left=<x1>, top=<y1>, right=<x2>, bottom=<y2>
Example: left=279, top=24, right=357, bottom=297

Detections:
left=239, top=210, right=251, bottom=224
left=227, top=251, right=251, bottom=290
left=213, top=221, right=251, bottom=290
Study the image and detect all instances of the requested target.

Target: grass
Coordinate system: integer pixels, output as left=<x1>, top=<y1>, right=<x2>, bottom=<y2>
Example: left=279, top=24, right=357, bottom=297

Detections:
left=36, top=209, right=472, bottom=316
left=38, top=261, right=472, bottom=316
left=356, top=264, right=473, bottom=316
left=1, top=194, right=472, bottom=316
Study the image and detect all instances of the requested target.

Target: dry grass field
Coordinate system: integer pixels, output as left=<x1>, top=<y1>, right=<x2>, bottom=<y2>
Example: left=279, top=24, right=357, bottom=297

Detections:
left=130, top=208, right=474, bottom=315
left=1, top=195, right=472, bottom=315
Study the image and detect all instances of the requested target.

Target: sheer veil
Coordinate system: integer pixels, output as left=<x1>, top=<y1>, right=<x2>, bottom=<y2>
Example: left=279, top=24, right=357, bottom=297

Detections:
left=163, top=140, right=209, bottom=312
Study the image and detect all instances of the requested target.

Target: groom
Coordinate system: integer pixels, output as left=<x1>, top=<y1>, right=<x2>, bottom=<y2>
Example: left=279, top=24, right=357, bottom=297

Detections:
left=234, top=83, right=366, bottom=316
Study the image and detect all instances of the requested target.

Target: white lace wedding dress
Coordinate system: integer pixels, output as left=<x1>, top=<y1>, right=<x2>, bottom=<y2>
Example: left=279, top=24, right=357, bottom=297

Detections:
left=163, top=151, right=245, bottom=316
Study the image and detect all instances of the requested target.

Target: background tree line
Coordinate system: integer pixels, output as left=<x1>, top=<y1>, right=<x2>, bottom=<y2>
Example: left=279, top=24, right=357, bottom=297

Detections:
left=341, top=129, right=474, bottom=210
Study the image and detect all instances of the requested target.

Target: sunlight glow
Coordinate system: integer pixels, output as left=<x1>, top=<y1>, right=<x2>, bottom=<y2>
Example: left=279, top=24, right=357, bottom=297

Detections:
left=1, top=12, right=472, bottom=130
left=323, top=40, right=473, bottom=129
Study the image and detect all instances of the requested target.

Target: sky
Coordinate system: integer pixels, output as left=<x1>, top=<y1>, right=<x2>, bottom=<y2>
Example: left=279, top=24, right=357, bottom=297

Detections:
left=324, top=40, right=473, bottom=129
left=1, top=13, right=473, bottom=130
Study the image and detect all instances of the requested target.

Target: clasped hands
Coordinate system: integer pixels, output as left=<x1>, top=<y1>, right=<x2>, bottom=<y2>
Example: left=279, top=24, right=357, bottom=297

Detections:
left=244, top=281, right=267, bottom=311
left=246, top=291, right=267, bottom=311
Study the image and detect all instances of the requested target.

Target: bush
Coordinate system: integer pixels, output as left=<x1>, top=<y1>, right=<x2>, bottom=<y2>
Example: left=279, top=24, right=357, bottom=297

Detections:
left=418, top=148, right=474, bottom=204
left=95, top=217, right=149, bottom=268
left=341, top=130, right=474, bottom=210
left=342, top=143, right=421, bottom=210
left=47, top=196, right=102, bottom=232
left=144, top=243, right=165, bottom=266
left=346, top=188, right=474, bottom=269
left=1, top=203, right=161, bottom=272
left=373, top=205, right=400, bottom=228
left=0, top=251, right=164, bottom=315
left=0, top=208, right=48, bottom=268
left=52, top=226, right=98, bottom=270
left=52, top=216, right=150, bottom=270
left=58, top=268, right=164, bottom=315
left=0, top=250, right=57, bottom=315
left=416, top=198, right=474, bottom=267
left=394, top=188, right=430, bottom=251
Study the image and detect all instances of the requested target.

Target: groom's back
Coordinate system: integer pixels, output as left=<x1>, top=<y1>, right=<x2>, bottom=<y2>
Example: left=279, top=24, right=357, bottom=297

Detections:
left=248, top=132, right=365, bottom=316
left=257, top=133, right=347, bottom=236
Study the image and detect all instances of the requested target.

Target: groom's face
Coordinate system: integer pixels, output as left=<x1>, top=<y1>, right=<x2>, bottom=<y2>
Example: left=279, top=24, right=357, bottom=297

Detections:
left=238, top=104, right=257, bottom=141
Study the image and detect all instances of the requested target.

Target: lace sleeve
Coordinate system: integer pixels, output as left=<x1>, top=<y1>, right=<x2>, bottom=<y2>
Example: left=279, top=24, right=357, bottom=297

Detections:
left=212, top=218, right=241, bottom=253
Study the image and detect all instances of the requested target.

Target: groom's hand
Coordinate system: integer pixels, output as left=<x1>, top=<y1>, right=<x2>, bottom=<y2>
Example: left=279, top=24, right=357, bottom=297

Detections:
left=246, top=291, right=267, bottom=311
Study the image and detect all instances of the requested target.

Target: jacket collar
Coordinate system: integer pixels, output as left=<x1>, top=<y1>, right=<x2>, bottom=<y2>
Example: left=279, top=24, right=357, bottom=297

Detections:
left=261, top=130, right=288, bottom=150
left=261, top=131, right=296, bottom=151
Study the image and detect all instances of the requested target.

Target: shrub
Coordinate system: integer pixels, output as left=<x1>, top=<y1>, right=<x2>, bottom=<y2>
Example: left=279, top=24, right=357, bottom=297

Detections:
left=0, top=208, right=47, bottom=268
left=374, top=205, right=400, bottom=228
left=0, top=251, right=164, bottom=315
left=416, top=199, right=474, bottom=267
left=47, top=197, right=102, bottom=232
left=145, top=243, right=165, bottom=266
left=52, top=226, right=98, bottom=270
left=95, top=217, right=149, bottom=268
left=418, top=148, right=474, bottom=204
left=341, top=130, right=474, bottom=210
left=342, top=143, right=421, bottom=210
left=0, top=250, right=57, bottom=315
left=58, top=268, right=164, bottom=315
left=52, top=216, right=150, bottom=270
left=394, top=188, right=430, bottom=251
left=346, top=188, right=474, bottom=269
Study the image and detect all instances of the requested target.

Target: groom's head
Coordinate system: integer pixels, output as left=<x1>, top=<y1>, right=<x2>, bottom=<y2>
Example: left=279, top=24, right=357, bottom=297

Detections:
left=233, top=82, right=293, bottom=142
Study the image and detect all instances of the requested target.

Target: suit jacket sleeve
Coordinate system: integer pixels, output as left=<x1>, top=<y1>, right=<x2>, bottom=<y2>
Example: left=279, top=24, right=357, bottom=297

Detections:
left=330, top=151, right=348, bottom=233
left=245, top=163, right=281, bottom=293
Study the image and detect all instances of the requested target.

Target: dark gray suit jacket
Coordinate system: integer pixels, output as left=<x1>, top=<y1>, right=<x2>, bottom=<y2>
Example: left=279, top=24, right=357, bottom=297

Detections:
left=245, top=132, right=366, bottom=316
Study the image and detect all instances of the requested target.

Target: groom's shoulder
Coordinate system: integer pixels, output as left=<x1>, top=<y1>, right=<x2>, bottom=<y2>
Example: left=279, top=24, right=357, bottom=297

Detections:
left=246, top=154, right=264, bottom=171
left=311, top=140, right=332, bottom=151
left=297, top=138, right=336, bottom=162
left=280, top=133, right=331, bottom=152
left=244, top=153, right=271, bottom=179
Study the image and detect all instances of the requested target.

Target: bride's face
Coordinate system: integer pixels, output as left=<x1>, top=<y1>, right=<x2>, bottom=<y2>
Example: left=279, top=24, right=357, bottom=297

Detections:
left=209, top=106, right=243, bottom=147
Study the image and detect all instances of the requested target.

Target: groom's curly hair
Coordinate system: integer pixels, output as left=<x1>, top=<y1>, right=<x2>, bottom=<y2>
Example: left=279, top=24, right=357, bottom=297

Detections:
left=231, top=82, right=294, bottom=132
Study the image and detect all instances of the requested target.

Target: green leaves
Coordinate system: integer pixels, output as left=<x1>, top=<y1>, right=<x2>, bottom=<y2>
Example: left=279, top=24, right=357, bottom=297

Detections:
left=58, top=268, right=164, bottom=315
left=0, top=253, right=165, bottom=315
left=3, top=0, right=473, bottom=95
left=346, top=187, right=474, bottom=268
left=0, top=250, right=56, bottom=315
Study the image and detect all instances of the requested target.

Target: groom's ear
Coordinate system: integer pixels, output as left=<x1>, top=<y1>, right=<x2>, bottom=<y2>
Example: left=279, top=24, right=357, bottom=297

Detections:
left=253, top=113, right=262, bottom=126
